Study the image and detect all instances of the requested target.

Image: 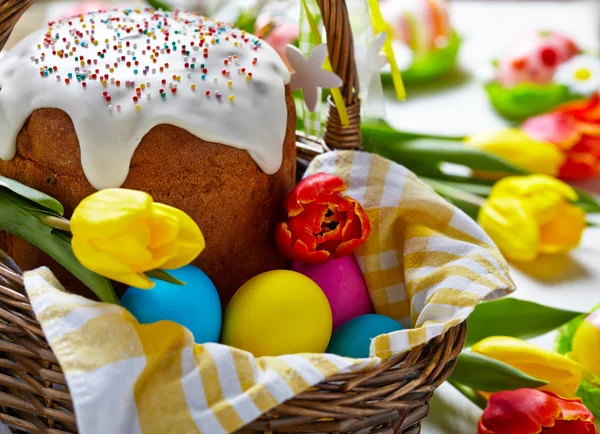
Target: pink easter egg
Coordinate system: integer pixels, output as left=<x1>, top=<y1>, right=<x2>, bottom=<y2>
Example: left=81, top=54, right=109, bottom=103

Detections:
left=292, top=256, right=373, bottom=330
left=497, top=31, right=580, bottom=86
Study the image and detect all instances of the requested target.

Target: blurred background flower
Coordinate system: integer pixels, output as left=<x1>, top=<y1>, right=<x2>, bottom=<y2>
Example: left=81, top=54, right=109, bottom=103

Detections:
left=555, top=55, right=600, bottom=96
left=523, top=94, right=600, bottom=180
left=379, top=0, right=460, bottom=83
left=478, top=175, right=586, bottom=262
left=465, top=129, right=565, bottom=177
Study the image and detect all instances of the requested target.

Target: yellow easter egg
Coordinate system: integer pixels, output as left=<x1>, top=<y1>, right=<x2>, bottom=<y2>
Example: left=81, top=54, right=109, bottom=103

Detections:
left=222, top=270, right=332, bottom=356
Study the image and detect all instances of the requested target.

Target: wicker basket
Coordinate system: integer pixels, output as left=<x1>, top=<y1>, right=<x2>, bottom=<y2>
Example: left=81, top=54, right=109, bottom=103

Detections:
left=0, top=1, right=467, bottom=433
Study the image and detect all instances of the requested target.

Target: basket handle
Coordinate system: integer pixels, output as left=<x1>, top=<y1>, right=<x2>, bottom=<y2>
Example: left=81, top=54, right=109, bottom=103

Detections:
left=0, top=0, right=34, bottom=52
left=316, top=0, right=361, bottom=150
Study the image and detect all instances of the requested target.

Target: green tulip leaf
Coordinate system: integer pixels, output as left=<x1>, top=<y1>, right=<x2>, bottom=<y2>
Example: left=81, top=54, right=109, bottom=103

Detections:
left=422, top=178, right=482, bottom=220
left=575, top=189, right=600, bottom=214
left=361, top=120, right=463, bottom=152
left=425, top=178, right=493, bottom=198
left=450, top=351, right=548, bottom=392
left=575, top=380, right=600, bottom=417
left=146, top=269, right=185, bottom=286
left=0, top=190, right=118, bottom=304
left=365, top=138, right=528, bottom=175
left=467, top=298, right=583, bottom=347
left=0, top=176, right=64, bottom=216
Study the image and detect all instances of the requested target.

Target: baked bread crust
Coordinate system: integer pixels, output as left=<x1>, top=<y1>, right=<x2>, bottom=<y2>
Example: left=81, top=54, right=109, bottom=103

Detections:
left=0, top=88, right=296, bottom=304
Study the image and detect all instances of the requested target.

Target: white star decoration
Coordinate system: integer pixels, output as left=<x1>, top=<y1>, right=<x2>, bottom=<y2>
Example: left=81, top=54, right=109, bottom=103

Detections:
left=355, top=32, right=388, bottom=93
left=286, top=44, right=343, bottom=111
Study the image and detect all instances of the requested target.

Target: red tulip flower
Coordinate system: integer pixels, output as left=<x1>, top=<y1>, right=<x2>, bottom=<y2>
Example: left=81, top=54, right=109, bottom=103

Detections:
left=275, top=173, right=370, bottom=264
left=478, top=389, right=597, bottom=434
left=522, top=94, right=600, bottom=180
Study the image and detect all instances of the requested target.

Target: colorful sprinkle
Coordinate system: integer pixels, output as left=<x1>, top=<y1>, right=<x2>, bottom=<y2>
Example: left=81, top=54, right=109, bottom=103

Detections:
left=32, top=9, right=270, bottom=110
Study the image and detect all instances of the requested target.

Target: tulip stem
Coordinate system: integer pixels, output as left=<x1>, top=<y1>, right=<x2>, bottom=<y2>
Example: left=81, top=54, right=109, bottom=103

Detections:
left=422, top=178, right=486, bottom=207
left=40, top=215, right=72, bottom=233
left=448, top=380, right=487, bottom=410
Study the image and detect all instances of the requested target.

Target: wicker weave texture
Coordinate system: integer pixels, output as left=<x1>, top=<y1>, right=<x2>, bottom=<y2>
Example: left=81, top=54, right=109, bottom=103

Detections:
left=0, top=0, right=32, bottom=52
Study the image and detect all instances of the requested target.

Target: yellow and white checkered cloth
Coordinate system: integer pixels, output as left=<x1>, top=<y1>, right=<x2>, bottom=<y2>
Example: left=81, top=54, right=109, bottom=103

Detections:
left=305, top=151, right=515, bottom=357
left=23, top=150, right=515, bottom=434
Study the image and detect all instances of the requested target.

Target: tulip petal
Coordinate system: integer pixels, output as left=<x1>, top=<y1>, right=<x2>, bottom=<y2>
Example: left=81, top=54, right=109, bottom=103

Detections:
left=539, top=201, right=586, bottom=255
left=559, top=152, right=600, bottom=180
left=99, top=269, right=154, bottom=289
left=275, top=223, right=331, bottom=263
left=472, top=337, right=583, bottom=397
left=548, top=420, right=597, bottom=434
left=154, top=203, right=205, bottom=270
left=489, top=175, right=579, bottom=226
left=522, top=112, right=581, bottom=150
left=558, top=94, right=600, bottom=122
left=90, top=223, right=153, bottom=266
left=72, top=236, right=154, bottom=289
left=478, top=196, right=540, bottom=262
left=492, top=175, right=579, bottom=203
left=283, top=173, right=347, bottom=216
left=549, top=392, right=596, bottom=424
left=575, top=121, right=600, bottom=138
left=147, top=205, right=180, bottom=249
left=573, top=136, right=600, bottom=158
left=71, top=189, right=153, bottom=239
left=72, top=236, right=133, bottom=274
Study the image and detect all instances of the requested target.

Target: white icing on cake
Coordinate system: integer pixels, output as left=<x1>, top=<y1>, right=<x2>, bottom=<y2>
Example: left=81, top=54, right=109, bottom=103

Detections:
left=0, top=8, right=291, bottom=189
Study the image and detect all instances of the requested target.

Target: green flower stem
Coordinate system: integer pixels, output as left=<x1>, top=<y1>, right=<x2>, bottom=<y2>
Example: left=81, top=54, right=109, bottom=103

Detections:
left=39, top=215, right=71, bottom=233
left=449, top=380, right=487, bottom=410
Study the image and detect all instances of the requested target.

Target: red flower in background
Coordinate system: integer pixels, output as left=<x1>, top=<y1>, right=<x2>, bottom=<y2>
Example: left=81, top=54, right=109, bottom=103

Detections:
left=478, top=389, right=597, bottom=434
left=276, top=173, right=370, bottom=264
left=522, top=94, right=600, bottom=180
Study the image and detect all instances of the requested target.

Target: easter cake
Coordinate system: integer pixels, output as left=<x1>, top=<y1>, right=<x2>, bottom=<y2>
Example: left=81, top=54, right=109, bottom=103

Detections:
left=0, top=8, right=296, bottom=303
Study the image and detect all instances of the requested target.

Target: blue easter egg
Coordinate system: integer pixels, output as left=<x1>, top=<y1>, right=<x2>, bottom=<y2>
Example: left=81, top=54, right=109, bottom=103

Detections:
left=121, top=265, right=222, bottom=344
left=327, top=314, right=403, bottom=358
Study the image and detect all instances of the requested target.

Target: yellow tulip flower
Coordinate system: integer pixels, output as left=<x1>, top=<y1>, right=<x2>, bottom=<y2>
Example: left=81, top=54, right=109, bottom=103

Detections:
left=472, top=336, right=583, bottom=398
left=572, top=312, right=600, bottom=379
left=478, top=175, right=585, bottom=262
left=71, top=189, right=205, bottom=289
left=465, top=129, right=565, bottom=176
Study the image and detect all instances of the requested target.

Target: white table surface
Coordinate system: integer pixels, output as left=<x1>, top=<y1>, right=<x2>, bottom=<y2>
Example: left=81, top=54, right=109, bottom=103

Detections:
left=1, top=1, right=599, bottom=433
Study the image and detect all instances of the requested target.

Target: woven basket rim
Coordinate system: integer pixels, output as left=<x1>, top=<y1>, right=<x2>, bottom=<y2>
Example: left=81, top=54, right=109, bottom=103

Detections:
left=0, top=255, right=467, bottom=433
